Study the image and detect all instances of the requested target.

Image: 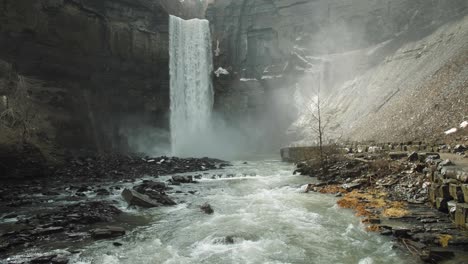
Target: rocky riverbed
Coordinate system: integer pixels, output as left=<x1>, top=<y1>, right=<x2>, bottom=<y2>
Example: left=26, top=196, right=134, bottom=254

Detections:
left=0, top=154, right=229, bottom=263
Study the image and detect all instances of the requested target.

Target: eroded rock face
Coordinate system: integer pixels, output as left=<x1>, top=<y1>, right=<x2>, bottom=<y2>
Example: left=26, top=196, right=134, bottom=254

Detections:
left=0, top=0, right=171, bottom=152
left=208, top=0, right=467, bottom=76
left=208, top=0, right=468, bottom=145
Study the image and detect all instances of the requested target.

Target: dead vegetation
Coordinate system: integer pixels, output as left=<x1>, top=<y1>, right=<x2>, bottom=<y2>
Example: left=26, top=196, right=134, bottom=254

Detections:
left=0, top=65, right=60, bottom=165
left=318, top=184, right=347, bottom=194
left=336, top=189, right=409, bottom=230
left=438, top=234, right=453, bottom=248
left=0, top=75, right=41, bottom=143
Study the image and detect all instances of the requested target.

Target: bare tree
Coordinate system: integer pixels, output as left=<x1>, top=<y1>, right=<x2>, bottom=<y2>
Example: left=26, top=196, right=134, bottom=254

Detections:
left=0, top=75, right=39, bottom=143
left=306, top=73, right=328, bottom=167
left=294, top=70, right=340, bottom=168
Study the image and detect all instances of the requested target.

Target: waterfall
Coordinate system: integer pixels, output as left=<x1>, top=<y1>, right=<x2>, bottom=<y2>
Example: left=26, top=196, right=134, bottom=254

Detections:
left=169, top=15, right=214, bottom=157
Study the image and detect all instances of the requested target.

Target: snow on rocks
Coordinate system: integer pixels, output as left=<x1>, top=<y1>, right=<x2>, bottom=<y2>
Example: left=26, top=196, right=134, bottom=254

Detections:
left=444, top=128, right=458, bottom=135
left=460, top=121, right=468, bottom=129
left=214, top=67, right=229, bottom=77
left=240, top=78, right=258, bottom=82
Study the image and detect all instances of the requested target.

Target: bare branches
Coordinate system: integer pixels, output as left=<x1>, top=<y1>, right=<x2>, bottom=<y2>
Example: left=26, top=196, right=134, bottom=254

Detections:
left=299, top=69, right=339, bottom=168
left=0, top=75, right=39, bottom=143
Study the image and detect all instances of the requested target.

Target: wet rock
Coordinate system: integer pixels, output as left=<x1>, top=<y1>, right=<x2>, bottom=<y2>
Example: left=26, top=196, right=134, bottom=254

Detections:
left=132, top=182, right=176, bottom=206
left=224, top=236, right=235, bottom=244
left=0, top=154, right=226, bottom=256
left=0, top=242, right=10, bottom=252
left=31, top=254, right=57, bottom=263
left=171, top=175, right=194, bottom=183
left=51, top=255, right=69, bottom=264
left=380, top=229, right=392, bottom=236
left=408, top=152, right=419, bottom=162
left=42, top=191, right=61, bottom=196
left=90, top=226, right=125, bottom=239
left=66, top=232, right=85, bottom=239
left=143, top=190, right=176, bottom=206
left=421, top=248, right=455, bottom=263
left=113, top=242, right=123, bottom=247
left=96, top=188, right=110, bottom=196
left=2, top=213, right=18, bottom=219
left=405, top=239, right=426, bottom=250
left=200, top=203, right=214, bottom=214
left=33, top=226, right=65, bottom=236
left=392, top=228, right=411, bottom=238
left=76, top=186, right=90, bottom=193
left=134, top=181, right=167, bottom=193
left=122, top=188, right=161, bottom=208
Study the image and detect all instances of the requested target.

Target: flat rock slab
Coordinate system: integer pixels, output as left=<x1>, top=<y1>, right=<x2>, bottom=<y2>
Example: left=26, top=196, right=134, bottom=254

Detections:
left=90, top=226, right=125, bottom=240
left=122, top=188, right=161, bottom=208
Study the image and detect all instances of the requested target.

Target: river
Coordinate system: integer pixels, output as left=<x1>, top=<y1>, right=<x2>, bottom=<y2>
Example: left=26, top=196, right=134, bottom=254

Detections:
left=69, top=159, right=418, bottom=264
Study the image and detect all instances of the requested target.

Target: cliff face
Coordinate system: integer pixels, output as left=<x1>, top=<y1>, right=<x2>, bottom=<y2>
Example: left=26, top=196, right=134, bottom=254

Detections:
left=0, top=0, right=172, bottom=153
left=327, top=17, right=468, bottom=143
left=209, top=0, right=466, bottom=76
left=208, top=0, right=468, bottom=145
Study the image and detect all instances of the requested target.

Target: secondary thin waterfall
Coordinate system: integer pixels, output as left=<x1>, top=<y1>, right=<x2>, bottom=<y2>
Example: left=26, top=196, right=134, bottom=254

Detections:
left=169, top=15, right=214, bottom=157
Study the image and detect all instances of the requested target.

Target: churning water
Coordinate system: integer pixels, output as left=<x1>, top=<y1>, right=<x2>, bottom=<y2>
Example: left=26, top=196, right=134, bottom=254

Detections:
left=169, top=15, right=214, bottom=157
left=71, top=160, right=417, bottom=264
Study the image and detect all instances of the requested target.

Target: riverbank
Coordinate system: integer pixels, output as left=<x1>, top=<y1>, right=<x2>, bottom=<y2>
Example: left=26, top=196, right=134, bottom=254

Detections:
left=0, top=153, right=228, bottom=263
left=296, top=149, right=468, bottom=263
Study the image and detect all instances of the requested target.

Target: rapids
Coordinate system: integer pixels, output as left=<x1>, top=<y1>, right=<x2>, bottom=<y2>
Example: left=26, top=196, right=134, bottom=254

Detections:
left=70, top=160, right=418, bottom=264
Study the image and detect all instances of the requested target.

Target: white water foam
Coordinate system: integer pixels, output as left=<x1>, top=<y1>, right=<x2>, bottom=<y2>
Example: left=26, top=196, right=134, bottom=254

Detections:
left=70, top=161, right=418, bottom=264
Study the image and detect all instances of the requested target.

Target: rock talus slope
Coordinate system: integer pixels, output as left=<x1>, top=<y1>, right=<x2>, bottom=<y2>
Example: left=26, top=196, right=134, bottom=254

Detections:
left=207, top=0, right=468, bottom=145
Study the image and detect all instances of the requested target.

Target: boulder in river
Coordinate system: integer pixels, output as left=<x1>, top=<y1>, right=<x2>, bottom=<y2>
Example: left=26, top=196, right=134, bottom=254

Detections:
left=134, top=181, right=167, bottom=193
left=200, top=203, right=214, bottom=214
left=132, top=181, right=176, bottom=206
left=145, top=190, right=177, bottom=206
left=122, top=188, right=161, bottom=208
left=96, top=188, right=110, bottom=196
left=90, top=226, right=125, bottom=239
left=171, top=175, right=194, bottom=183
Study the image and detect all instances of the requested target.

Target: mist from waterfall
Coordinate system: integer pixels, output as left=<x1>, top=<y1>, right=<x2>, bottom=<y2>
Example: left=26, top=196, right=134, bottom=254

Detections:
left=169, top=15, right=214, bottom=157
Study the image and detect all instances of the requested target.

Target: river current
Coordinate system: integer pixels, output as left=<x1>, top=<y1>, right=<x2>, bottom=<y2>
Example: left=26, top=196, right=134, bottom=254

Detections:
left=70, top=159, right=418, bottom=264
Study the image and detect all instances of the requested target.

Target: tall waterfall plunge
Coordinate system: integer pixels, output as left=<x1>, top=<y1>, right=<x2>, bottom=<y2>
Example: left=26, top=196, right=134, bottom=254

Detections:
left=169, top=15, right=214, bottom=157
